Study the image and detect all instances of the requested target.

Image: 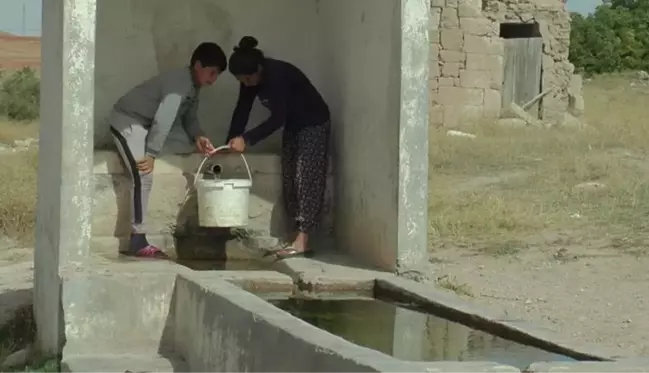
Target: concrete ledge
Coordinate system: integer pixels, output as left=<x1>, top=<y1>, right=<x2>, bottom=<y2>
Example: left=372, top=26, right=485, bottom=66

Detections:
left=376, top=276, right=626, bottom=361
left=171, top=274, right=522, bottom=372
left=527, top=361, right=649, bottom=372
left=93, top=150, right=284, bottom=176
left=203, top=270, right=295, bottom=295
left=406, top=362, right=520, bottom=372
left=91, top=150, right=335, bottom=258
left=93, top=149, right=333, bottom=176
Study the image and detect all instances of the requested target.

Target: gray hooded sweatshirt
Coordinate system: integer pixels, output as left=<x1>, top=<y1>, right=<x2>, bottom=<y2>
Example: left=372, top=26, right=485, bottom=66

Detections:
left=113, top=67, right=204, bottom=158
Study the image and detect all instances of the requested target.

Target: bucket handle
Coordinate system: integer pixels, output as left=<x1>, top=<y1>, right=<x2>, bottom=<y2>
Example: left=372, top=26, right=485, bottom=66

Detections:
left=193, top=145, right=253, bottom=188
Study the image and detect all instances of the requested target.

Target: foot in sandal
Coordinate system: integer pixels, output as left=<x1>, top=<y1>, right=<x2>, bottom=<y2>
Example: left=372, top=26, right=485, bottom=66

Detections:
left=273, top=232, right=314, bottom=261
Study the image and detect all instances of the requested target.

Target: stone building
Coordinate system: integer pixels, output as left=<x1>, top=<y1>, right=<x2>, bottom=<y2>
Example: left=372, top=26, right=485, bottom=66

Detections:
left=429, top=0, right=578, bottom=127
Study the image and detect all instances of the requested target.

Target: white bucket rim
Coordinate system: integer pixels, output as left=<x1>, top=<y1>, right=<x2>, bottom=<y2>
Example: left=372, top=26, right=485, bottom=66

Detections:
left=196, top=178, right=252, bottom=188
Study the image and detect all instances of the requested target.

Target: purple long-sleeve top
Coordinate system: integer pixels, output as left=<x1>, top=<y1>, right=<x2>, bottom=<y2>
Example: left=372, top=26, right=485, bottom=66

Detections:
left=226, top=58, right=330, bottom=146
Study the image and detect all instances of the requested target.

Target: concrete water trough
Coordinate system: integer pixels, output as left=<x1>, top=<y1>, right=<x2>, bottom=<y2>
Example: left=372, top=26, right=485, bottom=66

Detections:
left=1, top=257, right=641, bottom=372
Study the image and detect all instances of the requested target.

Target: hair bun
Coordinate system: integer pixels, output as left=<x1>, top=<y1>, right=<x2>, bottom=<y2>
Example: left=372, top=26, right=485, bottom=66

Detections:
left=238, top=36, right=259, bottom=50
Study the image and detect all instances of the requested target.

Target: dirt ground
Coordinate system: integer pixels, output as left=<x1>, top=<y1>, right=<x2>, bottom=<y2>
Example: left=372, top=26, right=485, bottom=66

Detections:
left=428, top=75, right=649, bottom=357
left=432, top=238, right=649, bottom=357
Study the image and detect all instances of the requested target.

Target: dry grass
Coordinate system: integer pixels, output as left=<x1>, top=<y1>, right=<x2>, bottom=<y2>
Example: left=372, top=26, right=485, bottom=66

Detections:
left=0, top=120, right=38, bottom=244
left=429, top=74, right=649, bottom=253
left=0, top=120, right=38, bottom=144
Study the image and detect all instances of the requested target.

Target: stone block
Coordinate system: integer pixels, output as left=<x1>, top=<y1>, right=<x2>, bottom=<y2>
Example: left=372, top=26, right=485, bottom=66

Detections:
left=430, top=43, right=440, bottom=59
left=466, top=53, right=502, bottom=72
left=430, top=62, right=440, bottom=79
left=438, top=87, right=484, bottom=106
left=441, top=7, right=459, bottom=28
left=569, top=94, right=585, bottom=117
left=429, top=78, right=439, bottom=91
left=458, top=3, right=482, bottom=18
left=483, top=89, right=502, bottom=118
left=459, top=17, right=497, bottom=36
left=445, top=0, right=458, bottom=7
left=491, top=66, right=504, bottom=90
left=430, top=30, right=440, bottom=44
left=568, top=74, right=583, bottom=96
left=459, top=69, right=492, bottom=89
left=430, top=0, right=445, bottom=8
left=430, top=8, right=442, bottom=31
left=440, top=50, right=465, bottom=63
left=438, top=77, right=455, bottom=87
left=441, top=63, right=461, bottom=78
left=444, top=104, right=483, bottom=127
left=430, top=91, right=441, bottom=105
left=440, top=29, right=464, bottom=51
left=464, top=35, right=503, bottom=55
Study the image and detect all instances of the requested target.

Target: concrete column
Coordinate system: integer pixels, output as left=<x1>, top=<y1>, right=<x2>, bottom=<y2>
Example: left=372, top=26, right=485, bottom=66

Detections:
left=396, top=0, right=430, bottom=271
left=35, top=0, right=96, bottom=357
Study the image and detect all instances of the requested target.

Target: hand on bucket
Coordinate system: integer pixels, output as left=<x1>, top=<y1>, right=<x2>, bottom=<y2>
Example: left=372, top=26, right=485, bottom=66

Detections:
left=195, top=136, right=215, bottom=156
left=228, top=136, right=246, bottom=153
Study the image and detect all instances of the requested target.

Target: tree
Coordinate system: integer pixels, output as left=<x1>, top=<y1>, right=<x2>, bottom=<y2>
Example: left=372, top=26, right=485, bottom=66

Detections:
left=569, top=0, right=649, bottom=74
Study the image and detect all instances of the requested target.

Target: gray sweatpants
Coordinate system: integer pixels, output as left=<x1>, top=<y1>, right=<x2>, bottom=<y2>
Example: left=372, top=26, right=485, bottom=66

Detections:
left=108, top=110, right=153, bottom=234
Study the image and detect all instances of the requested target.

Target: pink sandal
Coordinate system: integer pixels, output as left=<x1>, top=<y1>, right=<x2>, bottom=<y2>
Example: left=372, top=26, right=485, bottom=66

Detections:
left=129, top=245, right=169, bottom=259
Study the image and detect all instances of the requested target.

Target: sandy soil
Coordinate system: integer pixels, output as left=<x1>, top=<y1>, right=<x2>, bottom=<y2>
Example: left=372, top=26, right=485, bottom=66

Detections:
left=432, top=240, right=649, bottom=357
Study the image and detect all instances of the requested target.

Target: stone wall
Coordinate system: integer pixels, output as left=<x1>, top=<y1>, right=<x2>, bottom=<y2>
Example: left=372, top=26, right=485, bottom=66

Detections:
left=429, top=0, right=576, bottom=127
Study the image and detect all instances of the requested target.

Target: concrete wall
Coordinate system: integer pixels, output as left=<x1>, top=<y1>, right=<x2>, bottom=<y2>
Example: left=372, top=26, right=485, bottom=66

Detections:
left=319, top=0, right=403, bottom=269
left=90, top=0, right=429, bottom=271
left=94, top=0, right=323, bottom=154
left=172, top=275, right=397, bottom=371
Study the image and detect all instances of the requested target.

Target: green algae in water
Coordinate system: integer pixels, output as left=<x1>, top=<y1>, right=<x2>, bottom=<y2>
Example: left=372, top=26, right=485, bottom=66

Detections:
left=270, top=298, right=575, bottom=369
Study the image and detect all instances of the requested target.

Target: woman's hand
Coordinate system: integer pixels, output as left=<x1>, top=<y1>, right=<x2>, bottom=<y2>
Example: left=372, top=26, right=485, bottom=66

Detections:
left=195, top=136, right=215, bottom=156
left=228, top=136, right=246, bottom=152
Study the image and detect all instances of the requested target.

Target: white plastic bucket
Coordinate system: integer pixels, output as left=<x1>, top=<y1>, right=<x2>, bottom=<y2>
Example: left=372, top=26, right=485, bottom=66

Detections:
left=194, top=146, right=253, bottom=227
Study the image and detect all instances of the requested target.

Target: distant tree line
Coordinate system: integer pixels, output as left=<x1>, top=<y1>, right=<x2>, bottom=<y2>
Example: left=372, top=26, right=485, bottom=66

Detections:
left=570, top=0, right=649, bottom=75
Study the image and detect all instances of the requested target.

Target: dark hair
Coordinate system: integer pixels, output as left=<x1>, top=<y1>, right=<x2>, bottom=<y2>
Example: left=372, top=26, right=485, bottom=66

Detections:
left=190, top=42, right=227, bottom=72
left=228, top=36, right=265, bottom=75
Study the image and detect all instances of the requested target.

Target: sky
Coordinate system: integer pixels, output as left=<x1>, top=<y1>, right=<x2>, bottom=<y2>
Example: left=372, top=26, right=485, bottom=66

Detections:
left=567, top=0, right=602, bottom=15
left=0, top=0, right=41, bottom=36
left=0, top=0, right=601, bottom=37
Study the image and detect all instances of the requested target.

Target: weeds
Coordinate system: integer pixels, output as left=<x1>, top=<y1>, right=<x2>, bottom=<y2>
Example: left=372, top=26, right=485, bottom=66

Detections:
left=0, top=148, right=37, bottom=244
left=436, top=275, right=474, bottom=297
left=0, top=68, right=40, bottom=122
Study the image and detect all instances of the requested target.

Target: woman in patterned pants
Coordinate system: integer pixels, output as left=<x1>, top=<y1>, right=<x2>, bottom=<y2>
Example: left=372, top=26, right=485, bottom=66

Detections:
left=225, top=36, right=330, bottom=260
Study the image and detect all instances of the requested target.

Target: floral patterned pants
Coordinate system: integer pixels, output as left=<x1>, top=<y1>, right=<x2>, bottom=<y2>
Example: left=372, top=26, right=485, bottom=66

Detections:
left=281, top=121, right=330, bottom=233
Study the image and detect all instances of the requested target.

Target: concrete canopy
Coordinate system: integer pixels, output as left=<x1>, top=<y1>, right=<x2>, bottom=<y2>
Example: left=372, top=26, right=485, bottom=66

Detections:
left=34, top=0, right=430, bottom=357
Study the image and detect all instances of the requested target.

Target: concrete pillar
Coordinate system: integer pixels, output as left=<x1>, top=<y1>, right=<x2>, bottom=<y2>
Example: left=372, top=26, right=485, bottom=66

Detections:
left=392, top=308, right=427, bottom=360
left=396, top=0, right=430, bottom=271
left=35, top=0, right=96, bottom=357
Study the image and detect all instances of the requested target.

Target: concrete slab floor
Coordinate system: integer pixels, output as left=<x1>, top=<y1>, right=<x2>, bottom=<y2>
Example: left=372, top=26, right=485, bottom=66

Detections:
left=265, top=252, right=392, bottom=297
